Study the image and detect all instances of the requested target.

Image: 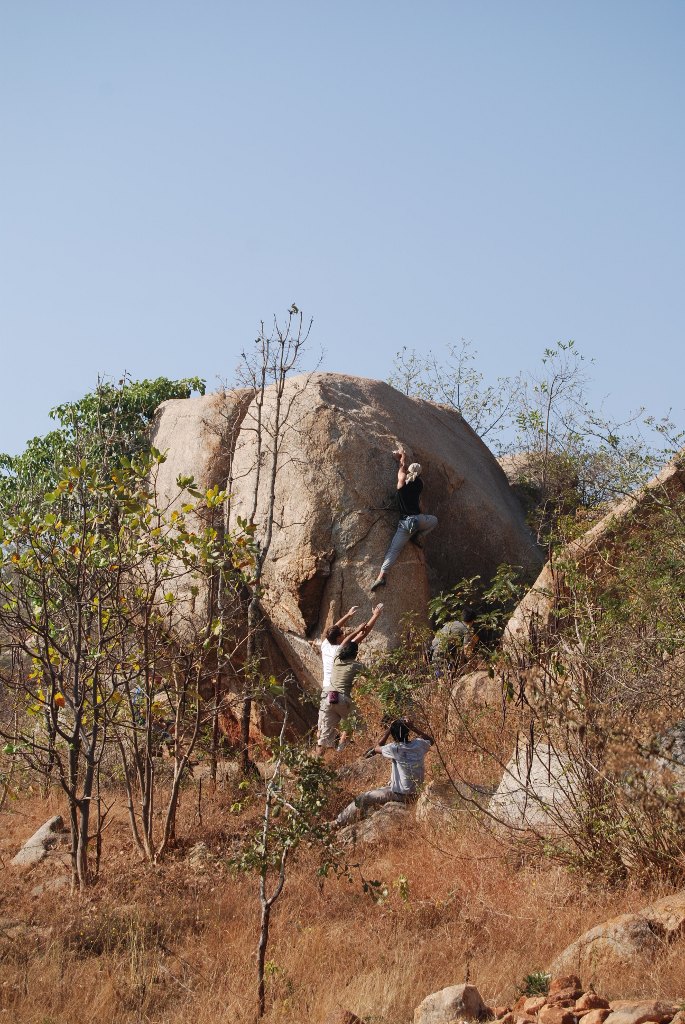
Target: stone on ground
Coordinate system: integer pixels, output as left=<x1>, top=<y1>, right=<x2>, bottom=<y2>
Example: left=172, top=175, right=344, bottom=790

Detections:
left=337, top=801, right=409, bottom=846
left=549, top=890, right=685, bottom=979
left=602, top=1003, right=680, bottom=1024
left=11, top=815, right=65, bottom=869
left=413, top=983, right=486, bottom=1024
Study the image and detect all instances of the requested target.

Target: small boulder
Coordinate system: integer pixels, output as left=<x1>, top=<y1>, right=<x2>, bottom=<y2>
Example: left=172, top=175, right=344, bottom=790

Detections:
left=549, top=891, right=685, bottom=979
left=11, top=816, right=65, bottom=869
left=337, top=801, right=409, bottom=846
left=414, top=983, right=486, bottom=1024
left=576, top=996, right=610, bottom=1013
left=548, top=979, right=581, bottom=996
left=449, top=671, right=504, bottom=714
left=416, top=780, right=494, bottom=829
left=579, top=1012, right=610, bottom=1024
left=187, top=841, right=214, bottom=870
left=603, top=1003, right=679, bottom=1024
left=538, top=1009, right=576, bottom=1024
left=548, top=989, right=583, bottom=1007
left=523, top=997, right=548, bottom=1014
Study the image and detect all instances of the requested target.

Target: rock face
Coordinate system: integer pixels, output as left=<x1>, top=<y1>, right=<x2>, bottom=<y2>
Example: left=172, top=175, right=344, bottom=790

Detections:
left=488, top=737, right=578, bottom=832
left=152, top=374, right=542, bottom=718
left=548, top=889, right=685, bottom=979
left=413, top=983, right=486, bottom=1024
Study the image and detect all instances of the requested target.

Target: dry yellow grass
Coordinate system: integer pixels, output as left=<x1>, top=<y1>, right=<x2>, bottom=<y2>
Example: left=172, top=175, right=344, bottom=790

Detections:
left=1, top=779, right=684, bottom=1024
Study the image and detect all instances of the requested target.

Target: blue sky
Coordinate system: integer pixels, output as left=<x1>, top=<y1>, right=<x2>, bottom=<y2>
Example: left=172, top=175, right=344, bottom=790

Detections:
left=2, top=1, right=684, bottom=456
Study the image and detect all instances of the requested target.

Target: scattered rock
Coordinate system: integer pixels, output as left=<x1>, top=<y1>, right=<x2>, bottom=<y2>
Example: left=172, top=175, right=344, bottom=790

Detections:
left=580, top=1012, right=611, bottom=1024
left=413, top=983, right=486, bottom=1024
left=603, top=1002, right=679, bottom=1024
left=492, top=1007, right=512, bottom=1019
left=11, top=816, right=66, bottom=869
left=548, top=988, right=583, bottom=1006
left=30, top=876, right=70, bottom=898
left=337, top=801, right=409, bottom=846
left=549, top=978, right=582, bottom=995
left=549, top=890, right=685, bottom=978
left=186, top=841, right=214, bottom=869
left=0, top=918, right=52, bottom=957
left=523, top=998, right=548, bottom=1015
left=576, top=995, right=610, bottom=1013
left=538, top=1008, right=575, bottom=1024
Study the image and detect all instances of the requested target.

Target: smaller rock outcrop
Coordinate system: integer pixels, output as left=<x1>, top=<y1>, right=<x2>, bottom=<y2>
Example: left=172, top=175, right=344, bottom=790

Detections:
left=488, top=737, right=578, bottom=832
left=504, top=453, right=685, bottom=660
left=414, top=983, right=487, bottom=1024
left=548, top=890, right=685, bottom=978
left=337, top=801, right=409, bottom=846
left=11, top=815, right=67, bottom=869
left=411, top=983, right=485, bottom=1024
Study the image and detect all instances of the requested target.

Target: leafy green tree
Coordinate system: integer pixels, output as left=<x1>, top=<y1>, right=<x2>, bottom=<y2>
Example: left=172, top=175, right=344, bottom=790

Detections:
left=0, top=450, right=255, bottom=884
left=106, top=467, right=256, bottom=863
left=0, top=374, right=205, bottom=513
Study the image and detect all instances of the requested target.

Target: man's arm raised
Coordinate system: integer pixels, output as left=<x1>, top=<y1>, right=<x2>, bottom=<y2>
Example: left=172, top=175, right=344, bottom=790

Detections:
left=348, top=603, right=384, bottom=644
left=393, top=446, right=408, bottom=489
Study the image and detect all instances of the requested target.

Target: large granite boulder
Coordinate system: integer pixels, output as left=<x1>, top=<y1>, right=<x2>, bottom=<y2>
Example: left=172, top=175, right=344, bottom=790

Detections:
left=11, top=816, right=68, bottom=870
left=152, top=373, right=542, bottom=709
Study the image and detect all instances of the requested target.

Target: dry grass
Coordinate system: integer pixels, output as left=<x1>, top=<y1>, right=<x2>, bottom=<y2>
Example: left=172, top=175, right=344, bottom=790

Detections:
left=1, top=774, right=685, bottom=1024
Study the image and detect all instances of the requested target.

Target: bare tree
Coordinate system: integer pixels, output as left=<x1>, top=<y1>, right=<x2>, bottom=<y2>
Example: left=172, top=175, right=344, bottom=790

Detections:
left=232, top=305, right=316, bottom=773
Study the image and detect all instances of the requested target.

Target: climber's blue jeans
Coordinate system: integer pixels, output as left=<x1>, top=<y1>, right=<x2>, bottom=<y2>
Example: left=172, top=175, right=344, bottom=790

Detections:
left=380, top=514, right=438, bottom=574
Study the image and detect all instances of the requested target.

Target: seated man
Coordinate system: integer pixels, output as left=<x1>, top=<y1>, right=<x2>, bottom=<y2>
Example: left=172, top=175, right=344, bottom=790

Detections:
left=335, top=718, right=434, bottom=827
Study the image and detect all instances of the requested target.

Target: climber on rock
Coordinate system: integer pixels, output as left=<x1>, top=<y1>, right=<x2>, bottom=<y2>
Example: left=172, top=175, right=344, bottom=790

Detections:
left=370, top=445, right=438, bottom=592
left=316, top=603, right=384, bottom=756
left=334, top=717, right=434, bottom=826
